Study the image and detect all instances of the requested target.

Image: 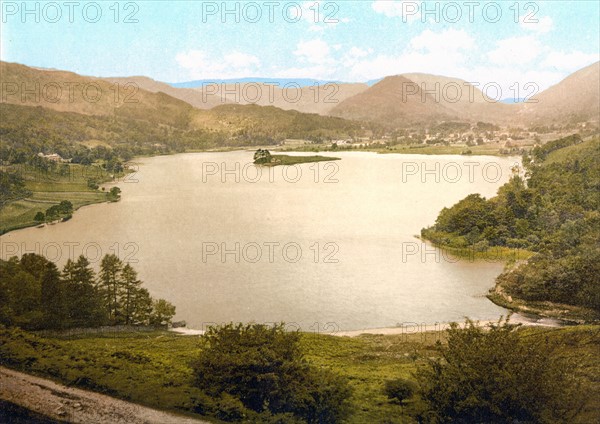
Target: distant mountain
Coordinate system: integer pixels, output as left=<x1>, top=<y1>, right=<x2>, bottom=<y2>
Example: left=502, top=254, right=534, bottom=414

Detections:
left=518, top=61, right=600, bottom=124
left=0, top=61, right=195, bottom=128
left=0, top=61, right=367, bottom=153
left=328, top=75, right=459, bottom=126
left=188, top=82, right=369, bottom=115
left=104, top=76, right=229, bottom=109
left=400, top=73, right=514, bottom=124
left=501, top=98, right=528, bottom=104
left=170, top=78, right=348, bottom=89
left=104, top=76, right=370, bottom=115
left=2, top=60, right=597, bottom=131
left=328, top=73, right=517, bottom=125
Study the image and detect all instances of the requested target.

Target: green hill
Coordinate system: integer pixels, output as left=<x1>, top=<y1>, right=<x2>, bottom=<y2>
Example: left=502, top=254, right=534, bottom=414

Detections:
left=422, top=135, right=600, bottom=320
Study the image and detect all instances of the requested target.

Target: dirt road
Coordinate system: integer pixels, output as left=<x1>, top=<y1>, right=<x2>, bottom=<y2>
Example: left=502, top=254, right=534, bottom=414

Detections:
left=0, top=367, right=211, bottom=424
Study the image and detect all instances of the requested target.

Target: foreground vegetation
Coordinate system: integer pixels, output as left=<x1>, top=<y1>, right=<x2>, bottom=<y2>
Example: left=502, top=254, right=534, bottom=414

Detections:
left=0, top=253, right=175, bottom=330
left=422, top=135, right=600, bottom=320
left=0, top=322, right=598, bottom=423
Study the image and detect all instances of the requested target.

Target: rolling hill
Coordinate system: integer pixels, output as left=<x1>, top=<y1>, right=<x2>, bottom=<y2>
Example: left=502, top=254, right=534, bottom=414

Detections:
left=2, top=60, right=598, bottom=135
left=0, top=61, right=196, bottom=128
left=104, top=76, right=230, bottom=109
left=400, top=73, right=515, bottom=124
left=518, top=61, right=600, bottom=124
left=191, top=82, right=369, bottom=115
left=328, top=75, right=458, bottom=127
left=0, top=61, right=368, bottom=158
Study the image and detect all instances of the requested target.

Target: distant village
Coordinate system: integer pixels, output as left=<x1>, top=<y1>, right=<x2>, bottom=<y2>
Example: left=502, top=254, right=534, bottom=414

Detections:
left=282, top=120, right=595, bottom=155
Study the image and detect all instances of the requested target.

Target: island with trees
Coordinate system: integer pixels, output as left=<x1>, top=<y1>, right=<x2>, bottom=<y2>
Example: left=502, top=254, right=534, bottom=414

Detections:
left=253, top=149, right=340, bottom=166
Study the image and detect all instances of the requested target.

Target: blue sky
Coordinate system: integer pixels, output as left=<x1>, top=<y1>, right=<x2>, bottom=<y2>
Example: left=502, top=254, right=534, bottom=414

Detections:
left=1, top=1, right=599, bottom=91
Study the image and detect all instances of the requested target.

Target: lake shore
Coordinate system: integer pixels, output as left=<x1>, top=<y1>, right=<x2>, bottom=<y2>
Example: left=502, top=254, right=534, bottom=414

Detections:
left=170, top=313, right=566, bottom=339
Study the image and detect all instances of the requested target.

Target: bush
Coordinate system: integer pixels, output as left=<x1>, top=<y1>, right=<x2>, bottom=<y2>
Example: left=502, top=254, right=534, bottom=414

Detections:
left=383, top=378, right=416, bottom=403
left=417, top=319, right=584, bottom=423
left=191, top=323, right=352, bottom=423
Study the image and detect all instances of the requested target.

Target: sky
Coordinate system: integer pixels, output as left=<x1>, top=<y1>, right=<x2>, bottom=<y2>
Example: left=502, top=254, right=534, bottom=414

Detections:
left=1, top=0, right=599, bottom=92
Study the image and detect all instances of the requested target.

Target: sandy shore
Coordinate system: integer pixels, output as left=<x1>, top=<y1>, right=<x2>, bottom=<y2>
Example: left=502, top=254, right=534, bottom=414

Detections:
left=333, top=314, right=564, bottom=337
left=0, top=367, right=210, bottom=424
left=169, top=313, right=564, bottom=339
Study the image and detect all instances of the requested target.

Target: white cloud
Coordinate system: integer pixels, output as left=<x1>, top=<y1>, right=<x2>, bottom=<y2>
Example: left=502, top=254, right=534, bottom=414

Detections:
left=520, top=15, right=554, bottom=34
left=372, top=0, right=421, bottom=22
left=223, top=52, right=260, bottom=68
left=295, top=1, right=349, bottom=32
left=488, top=36, right=544, bottom=65
left=294, top=39, right=332, bottom=64
left=175, top=50, right=207, bottom=70
left=541, top=51, right=599, bottom=72
left=341, top=47, right=373, bottom=68
left=347, top=29, right=475, bottom=81
left=175, top=49, right=261, bottom=79
left=410, top=29, right=475, bottom=53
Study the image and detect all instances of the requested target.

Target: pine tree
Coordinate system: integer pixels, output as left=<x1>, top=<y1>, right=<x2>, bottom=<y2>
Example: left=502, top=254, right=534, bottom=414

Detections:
left=98, top=254, right=123, bottom=323
left=132, top=287, right=153, bottom=325
left=120, top=263, right=142, bottom=325
left=61, top=259, right=78, bottom=326
left=62, top=255, right=105, bottom=327
left=40, top=261, right=65, bottom=329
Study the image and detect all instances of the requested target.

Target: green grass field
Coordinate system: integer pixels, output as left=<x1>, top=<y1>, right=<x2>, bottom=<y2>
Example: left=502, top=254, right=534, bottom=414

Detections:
left=0, top=164, right=121, bottom=234
left=1, top=325, right=598, bottom=423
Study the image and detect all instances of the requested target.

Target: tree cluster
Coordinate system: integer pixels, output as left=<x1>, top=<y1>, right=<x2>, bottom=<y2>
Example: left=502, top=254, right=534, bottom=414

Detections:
left=422, top=135, right=599, bottom=310
left=253, top=149, right=272, bottom=164
left=0, top=253, right=175, bottom=330
left=34, top=200, right=74, bottom=223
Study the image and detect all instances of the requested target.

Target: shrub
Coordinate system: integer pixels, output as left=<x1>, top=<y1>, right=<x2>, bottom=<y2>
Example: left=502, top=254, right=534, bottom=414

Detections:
left=417, top=319, right=584, bottom=423
left=191, top=323, right=352, bottom=423
left=383, top=378, right=417, bottom=403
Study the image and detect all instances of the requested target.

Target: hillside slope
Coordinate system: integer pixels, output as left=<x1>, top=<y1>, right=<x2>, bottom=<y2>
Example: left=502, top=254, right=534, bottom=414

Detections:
left=518, top=61, right=600, bottom=124
left=328, top=75, right=458, bottom=127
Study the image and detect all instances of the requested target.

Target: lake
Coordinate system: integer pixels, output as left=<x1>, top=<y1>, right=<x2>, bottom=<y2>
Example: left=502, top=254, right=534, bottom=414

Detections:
left=0, top=151, right=523, bottom=331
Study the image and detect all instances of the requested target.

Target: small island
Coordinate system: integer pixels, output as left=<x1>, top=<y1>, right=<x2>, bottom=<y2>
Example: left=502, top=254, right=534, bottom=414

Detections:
left=253, top=149, right=340, bottom=166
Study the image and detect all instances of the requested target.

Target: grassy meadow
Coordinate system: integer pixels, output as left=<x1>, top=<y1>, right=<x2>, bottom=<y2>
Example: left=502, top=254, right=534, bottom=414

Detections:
left=1, top=325, right=598, bottom=423
left=0, top=163, right=122, bottom=234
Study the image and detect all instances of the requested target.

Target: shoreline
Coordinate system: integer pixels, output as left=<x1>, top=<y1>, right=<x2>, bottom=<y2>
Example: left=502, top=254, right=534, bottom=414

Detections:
left=420, top=235, right=600, bottom=325
left=170, top=313, right=566, bottom=339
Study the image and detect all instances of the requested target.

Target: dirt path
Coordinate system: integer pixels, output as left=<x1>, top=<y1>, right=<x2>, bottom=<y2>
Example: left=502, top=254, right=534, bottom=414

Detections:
left=0, top=367, right=211, bottom=424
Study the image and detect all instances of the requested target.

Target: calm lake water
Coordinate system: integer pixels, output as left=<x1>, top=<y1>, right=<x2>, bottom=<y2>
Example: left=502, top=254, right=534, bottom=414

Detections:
left=1, top=151, right=522, bottom=331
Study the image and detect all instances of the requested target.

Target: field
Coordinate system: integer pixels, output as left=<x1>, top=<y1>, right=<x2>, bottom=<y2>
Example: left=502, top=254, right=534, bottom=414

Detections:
left=1, top=325, right=598, bottom=423
left=0, top=164, right=122, bottom=234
